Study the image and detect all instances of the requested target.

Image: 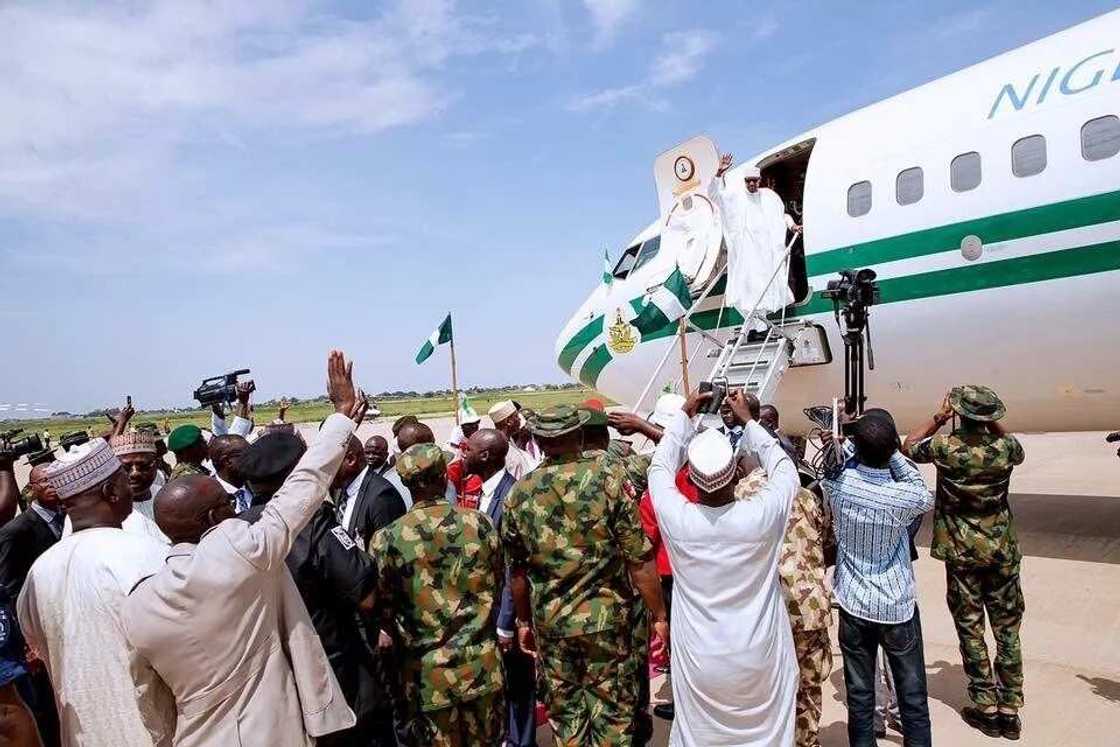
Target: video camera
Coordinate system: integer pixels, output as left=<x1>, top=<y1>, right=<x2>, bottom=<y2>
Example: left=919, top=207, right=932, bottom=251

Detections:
left=0, top=428, right=43, bottom=461
left=59, top=431, right=91, bottom=451
left=193, top=369, right=252, bottom=408
left=821, top=268, right=881, bottom=309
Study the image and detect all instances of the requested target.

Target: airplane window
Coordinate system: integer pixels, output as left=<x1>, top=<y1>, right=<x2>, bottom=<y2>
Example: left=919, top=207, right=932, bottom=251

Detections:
left=896, top=167, right=924, bottom=206
left=632, top=235, right=662, bottom=272
left=612, top=244, right=641, bottom=279
left=1082, top=116, right=1120, bottom=161
left=847, top=181, right=871, bottom=217
left=951, top=152, right=981, bottom=192
left=1011, top=135, right=1046, bottom=177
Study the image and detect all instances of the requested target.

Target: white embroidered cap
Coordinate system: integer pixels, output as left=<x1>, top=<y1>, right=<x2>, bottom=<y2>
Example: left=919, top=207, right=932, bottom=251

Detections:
left=488, top=400, right=517, bottom=425
left=687, top=428, right=736, bottom=492
left=109, top=431, right=157, bottom=457
left=44, top=439, right=121, bottom=499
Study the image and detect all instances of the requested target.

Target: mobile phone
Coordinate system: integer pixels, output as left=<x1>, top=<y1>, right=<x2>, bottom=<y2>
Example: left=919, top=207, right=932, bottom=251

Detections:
left=126, top=395, right=132, bottom=409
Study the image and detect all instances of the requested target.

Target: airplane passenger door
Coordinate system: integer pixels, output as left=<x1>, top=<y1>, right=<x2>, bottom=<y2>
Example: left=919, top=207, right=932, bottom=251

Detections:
left=653, top=136, right=725, bottom=291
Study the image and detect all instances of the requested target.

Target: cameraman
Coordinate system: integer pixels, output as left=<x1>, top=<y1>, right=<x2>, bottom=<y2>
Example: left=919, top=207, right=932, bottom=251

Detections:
left=210, top=381, right=255, bottom=437
left=822, top=411, right=933, bottom=747
left=0, top=450, right=18, bottom=526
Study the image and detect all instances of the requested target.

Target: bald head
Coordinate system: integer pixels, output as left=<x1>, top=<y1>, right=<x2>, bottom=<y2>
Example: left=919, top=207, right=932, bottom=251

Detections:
left=363, top=435, right=389, bottom=470
left=155, top=475, right=236, bottom=545
left=28, top=465, right=60, bottom=508
left=463, top=429, right=509, bottom=480
left=397, top=421, right=435, bottom=452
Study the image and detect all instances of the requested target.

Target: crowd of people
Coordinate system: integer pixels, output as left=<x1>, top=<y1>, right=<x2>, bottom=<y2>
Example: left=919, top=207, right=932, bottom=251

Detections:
left=0, top=349, right=1030, bottom=746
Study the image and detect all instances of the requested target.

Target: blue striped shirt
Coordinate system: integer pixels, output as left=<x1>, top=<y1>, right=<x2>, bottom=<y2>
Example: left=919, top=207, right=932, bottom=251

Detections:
left=824, top=451, right=933, bottom=624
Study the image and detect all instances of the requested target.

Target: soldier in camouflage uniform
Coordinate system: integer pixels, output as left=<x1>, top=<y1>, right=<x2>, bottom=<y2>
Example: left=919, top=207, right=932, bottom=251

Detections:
left=737, top=468, right=833, bottom=747
left=904, top=385, right=1026, bottom=741
left=502, top=405, right=668, bottom=747
left=167, top=424, right=211, bottom=480
left=368, top=443, right=506, bottom=747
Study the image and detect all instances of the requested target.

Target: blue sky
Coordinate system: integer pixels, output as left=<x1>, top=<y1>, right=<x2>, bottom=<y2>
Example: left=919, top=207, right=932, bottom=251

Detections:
left=0, top=0, right=1114, bottom=415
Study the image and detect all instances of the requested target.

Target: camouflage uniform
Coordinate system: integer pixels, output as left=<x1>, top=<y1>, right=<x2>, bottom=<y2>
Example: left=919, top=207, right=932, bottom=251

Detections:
left=503, top=407, right=653, bottom=746
left=169, top=461, right=208, bottom=480
left=738, top=470, right=833, bottom=747
left=604, top=439, right=652, bottom=500
left=907, top=385, right=1026, bottom=710
left=369, top=444, right=506, bottom=747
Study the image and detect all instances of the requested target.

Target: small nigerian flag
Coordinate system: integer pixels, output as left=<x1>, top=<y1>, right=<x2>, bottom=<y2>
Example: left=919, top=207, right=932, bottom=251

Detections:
left=416, top=314, right=453, bottom=364
left=633, top=266, right=692, bottom=334
left=602, top=248, right=613, bottom=286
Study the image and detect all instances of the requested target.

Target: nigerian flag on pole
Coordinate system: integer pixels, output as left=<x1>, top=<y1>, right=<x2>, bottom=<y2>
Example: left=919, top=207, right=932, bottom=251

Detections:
left=416, top=314, right=453, bottom=364
left=632, top=266, right=693, bottom=334
left=602, top=249, right=613, bottom=286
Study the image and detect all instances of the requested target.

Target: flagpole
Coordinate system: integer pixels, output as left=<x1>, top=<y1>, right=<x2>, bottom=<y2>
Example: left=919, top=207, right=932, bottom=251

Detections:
left=677, top=318, right=691, bottom=394
left=449, top=337, right=460, bottom=426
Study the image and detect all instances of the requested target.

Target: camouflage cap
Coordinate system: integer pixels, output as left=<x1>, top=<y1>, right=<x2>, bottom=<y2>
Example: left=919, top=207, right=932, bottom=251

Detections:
left=948, top=385, right=1006, bottom=422
left=396, top=442, right=448, bottom=485
left=527, top=404, right=590, bottom=438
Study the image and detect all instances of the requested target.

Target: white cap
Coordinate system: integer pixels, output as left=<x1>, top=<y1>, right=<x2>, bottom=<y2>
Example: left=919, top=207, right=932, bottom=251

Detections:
left=488, top=400, right=517, bottom=425
left=649, top=393, right=686, bottom=428
left=44, top=439, right=121, bottom=499
left=459, top=409, right=481, bottom=425
left=744, top=166, right=761, bottom=179
left=686, top=429, right=735, bottom=492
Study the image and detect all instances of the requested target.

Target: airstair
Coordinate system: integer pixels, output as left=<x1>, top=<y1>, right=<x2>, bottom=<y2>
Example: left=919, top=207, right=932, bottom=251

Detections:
left=707, top=323, right=792, bottom=404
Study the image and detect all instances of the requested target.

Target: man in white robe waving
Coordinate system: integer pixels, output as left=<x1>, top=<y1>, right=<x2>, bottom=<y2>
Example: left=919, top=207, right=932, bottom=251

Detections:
left=708, top=153, right=799, bottom=321
left=648, top=388, right=800, bottom=746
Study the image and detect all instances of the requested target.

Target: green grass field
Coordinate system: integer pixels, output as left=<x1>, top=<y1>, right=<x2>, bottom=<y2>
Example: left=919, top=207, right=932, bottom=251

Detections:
left=3, top=387, right=611, bottom=437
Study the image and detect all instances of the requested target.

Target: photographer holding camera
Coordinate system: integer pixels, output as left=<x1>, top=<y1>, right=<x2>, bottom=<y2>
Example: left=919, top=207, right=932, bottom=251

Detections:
left=822, top=409, right=933, bottom=747
left=210, top=380, right=255, bottom=438
left=0, top=430, right=44, bottom=525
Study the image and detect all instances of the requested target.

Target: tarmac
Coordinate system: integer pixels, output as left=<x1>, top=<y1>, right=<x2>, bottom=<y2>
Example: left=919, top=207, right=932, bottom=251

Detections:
left=14, top=419, right=1120, bottom=745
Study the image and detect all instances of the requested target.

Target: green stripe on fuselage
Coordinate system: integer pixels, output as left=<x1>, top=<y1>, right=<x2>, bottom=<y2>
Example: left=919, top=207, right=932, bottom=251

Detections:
left=574, top=238, right=1120, bottom=387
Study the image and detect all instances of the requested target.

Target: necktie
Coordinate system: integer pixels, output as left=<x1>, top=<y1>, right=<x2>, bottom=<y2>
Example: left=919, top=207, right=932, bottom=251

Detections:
left=50, top=513, right=64, bottom=538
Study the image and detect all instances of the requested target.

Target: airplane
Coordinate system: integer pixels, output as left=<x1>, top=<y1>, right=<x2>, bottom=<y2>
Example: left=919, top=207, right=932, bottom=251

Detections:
left=555, top=8, right=1120, bottom=435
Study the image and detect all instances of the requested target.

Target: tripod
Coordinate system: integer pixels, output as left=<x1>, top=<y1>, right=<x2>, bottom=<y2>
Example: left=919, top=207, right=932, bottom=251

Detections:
left=839, top=301, right=874, bottom=416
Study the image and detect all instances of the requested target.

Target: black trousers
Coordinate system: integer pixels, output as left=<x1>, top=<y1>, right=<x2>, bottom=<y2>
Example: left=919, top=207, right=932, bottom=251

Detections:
left=838, top=607, right=931, bottom=747
left=503, top=646, right=536, bottom=747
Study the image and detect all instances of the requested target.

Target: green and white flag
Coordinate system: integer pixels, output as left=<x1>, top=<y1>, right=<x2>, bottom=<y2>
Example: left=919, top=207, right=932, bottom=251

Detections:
left=602, top=248, right=613, bottom=286
left=415, top=314, right=453, bottom=364
left=632, top=266, right=693, bottom=334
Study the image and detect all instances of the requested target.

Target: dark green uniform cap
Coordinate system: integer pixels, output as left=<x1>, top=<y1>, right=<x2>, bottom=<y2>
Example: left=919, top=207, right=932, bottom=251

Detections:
left=948, top=385, right=1006, bottom=422
left=167, top=424, right=203, bottom=452
left=397, top=443, right=447, bottom=485
left=527, top=405, right=590, bottom=438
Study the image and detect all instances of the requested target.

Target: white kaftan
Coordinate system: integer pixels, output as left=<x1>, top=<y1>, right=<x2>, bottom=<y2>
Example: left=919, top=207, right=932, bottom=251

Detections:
left=63, top=507, right=171, bottom=545
left=649, top=412, right=800, bottom=746
left=16, top=528, right=175, bottom=746
left=708, top=177, right=795, bottom=318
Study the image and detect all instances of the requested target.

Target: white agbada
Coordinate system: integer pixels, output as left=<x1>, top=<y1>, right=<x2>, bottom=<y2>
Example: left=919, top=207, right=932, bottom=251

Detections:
left=708, top=172, right=795, bottom=317
left=17, top=527, right=175, bottom=746
left=649, top=412, right=800, bottom=746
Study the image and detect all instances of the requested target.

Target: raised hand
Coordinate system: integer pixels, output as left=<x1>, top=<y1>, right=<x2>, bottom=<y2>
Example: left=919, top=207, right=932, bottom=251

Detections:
left=608, top=412, right=648, bottom=436
left=716, top=152, right=734, bottom=177
left=236, top=381, right=256, bottom=406
left=349, top=390, right=370, bottom=425
left=727, top=389, right=757, bottom=425
left=683, top=389, right=713, bottom=418
left=327, top=351, right=357, bottom=417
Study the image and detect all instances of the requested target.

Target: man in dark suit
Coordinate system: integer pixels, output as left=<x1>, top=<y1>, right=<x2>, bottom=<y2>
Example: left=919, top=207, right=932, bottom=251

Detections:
left=463, top=428, right=535, bottom=747
left=331, top=436, right=406, bottom=548
left=0, top=464, right=63, bottom=746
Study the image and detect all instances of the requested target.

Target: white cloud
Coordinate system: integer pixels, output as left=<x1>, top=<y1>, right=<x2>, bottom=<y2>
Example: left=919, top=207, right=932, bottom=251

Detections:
left=583, top=0, right=640, bottom=47
left=0, top=0, right=538, bottom=224
left=567, top=28, right=718, bottom=112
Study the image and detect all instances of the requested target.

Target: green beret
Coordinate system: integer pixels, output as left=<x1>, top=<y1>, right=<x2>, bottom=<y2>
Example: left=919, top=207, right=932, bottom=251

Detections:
left=397, top=443, right=447, bottom=485
left=167, top=424, right=203, bottom=452
left=528, top=405, right=590, bottom=438
left=948, top=385, right=1006, bottom=422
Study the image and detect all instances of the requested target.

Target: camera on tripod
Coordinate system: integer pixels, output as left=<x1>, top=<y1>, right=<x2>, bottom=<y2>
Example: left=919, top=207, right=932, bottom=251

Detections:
left=0, top=428, right=43, bottom=461
left=821, top=268, right=881, bottom=309
left=193, top=369, right=252, bottom=408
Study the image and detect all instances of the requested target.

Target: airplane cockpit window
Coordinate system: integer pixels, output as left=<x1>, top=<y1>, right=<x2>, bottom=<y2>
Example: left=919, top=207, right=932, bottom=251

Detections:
left=1082, top=116, right=1120, bottom=161
left=612, top=244, right=641, bottom=279
left=896, top=167, right=924, bottom=206
left=632, top=236, right=661, bottom=273
left=847, top=181, right=872, bottom=217
left=951, top=152, right=981, bottom=192
left=1012, top=135, right=1046, bottom=178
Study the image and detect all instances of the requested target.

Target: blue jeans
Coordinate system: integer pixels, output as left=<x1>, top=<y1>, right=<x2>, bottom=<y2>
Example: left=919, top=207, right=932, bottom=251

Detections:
left=839, top=607, right=932, bottom=746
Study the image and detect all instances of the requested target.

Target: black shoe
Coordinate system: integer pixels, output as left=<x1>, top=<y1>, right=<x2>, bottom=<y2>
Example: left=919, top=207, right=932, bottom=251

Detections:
left=653, top=703, right=675, bottom=720
left=961, top=706, right=1002, bottom=737
left=998, top=712, right=1021, bottom=740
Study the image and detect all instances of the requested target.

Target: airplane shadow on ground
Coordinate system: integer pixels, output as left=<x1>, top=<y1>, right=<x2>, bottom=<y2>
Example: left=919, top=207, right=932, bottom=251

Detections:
left=1077, top=674, right=1120, bottom=703
left=914, top=493, right=1120, bottom=564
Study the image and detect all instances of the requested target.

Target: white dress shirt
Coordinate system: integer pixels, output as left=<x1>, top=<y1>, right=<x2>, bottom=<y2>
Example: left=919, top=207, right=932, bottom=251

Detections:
left=210, top=412, right=254, bottom=438
left=340, top=466, right=369, bottom=532
left=478, top=469, right=507, bottom=517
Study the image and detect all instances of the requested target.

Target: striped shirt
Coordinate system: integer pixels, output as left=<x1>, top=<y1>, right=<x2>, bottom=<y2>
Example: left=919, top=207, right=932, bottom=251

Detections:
left=824, top=450, right=933, bottom=624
